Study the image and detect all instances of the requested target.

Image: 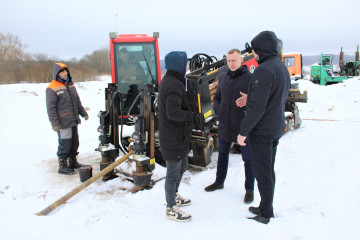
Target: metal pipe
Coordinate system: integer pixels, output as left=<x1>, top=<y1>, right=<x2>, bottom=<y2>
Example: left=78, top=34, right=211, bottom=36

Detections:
left=36, top=150, right=133, bottom=216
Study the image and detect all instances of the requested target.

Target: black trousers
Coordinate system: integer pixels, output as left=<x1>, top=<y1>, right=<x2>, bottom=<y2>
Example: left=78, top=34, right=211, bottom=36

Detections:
left=57, top=126, right=79, bottom=158
left=215, top=138, right=255, bottom=191
left=249, top=133, right=282, bottom=218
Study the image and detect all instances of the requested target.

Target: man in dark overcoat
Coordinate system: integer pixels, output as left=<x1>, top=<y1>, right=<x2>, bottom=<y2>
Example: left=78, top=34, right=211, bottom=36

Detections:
left=204, top=49, right=255, bottom=204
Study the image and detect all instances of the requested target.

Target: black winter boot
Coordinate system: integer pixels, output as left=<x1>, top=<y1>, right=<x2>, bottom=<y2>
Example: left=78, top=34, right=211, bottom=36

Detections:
left=244, top=190, right=254, bottom=203
left=204, top=182, right=224, bottom=192
left=58, top=157, right=75, bottom=175
left=249, top=206, right=261, bottom=215
left=249, top=206, right=274, bottom=218
left=248, top=215, right=270, bottom=224
left=68, top=153, right=84, bottom=169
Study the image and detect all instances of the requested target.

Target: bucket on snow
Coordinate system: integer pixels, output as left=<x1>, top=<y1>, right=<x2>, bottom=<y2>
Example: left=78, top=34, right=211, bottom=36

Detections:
left=79, top=165, right=92, bottom=182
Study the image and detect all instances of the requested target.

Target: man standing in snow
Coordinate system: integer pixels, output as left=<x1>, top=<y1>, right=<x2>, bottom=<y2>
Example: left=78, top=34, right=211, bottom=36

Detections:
left=204, top=49, right=255, bottom=204
left=236, top=31, right=290, bottom=224
left=158, top=51, right=193, bottom=222
left=46, top=63, right=89, bottom=175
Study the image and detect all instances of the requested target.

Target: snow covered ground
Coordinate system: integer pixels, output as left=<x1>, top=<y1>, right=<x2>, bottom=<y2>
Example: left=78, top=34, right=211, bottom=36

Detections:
left=0, top=76, right=359, bottom=240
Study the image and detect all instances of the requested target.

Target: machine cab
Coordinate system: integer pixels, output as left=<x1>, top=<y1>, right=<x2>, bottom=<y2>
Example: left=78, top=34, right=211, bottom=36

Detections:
left=109, top=33, right=161, bottom=116
left=283, top=53, right=303, bottom=80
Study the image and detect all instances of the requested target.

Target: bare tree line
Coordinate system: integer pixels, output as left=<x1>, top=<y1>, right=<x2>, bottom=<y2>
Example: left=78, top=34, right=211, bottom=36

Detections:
left=0, top=32, right=110, bottom=84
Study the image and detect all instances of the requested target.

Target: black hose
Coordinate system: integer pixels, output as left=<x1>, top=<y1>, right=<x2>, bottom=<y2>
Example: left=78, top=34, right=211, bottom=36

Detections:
left=127, top=92, right=143, bottom=118
left=98, top=90, right=128, bottom=154
left=99, top=91, right=119, bottom=119
left=189, top=53, right=216, bottom=71
left=119, top=93, right=128, bottom=154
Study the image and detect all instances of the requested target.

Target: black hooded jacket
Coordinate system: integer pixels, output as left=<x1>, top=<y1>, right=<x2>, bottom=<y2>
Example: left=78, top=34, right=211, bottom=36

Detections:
left=239, top=31, right=290, bottom=136
left=158, top=51, right=193, bottom=161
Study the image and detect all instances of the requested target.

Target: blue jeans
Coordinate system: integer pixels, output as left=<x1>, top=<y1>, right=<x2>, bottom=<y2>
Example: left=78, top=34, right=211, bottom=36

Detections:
left=57, top=126, right=79, bottom=158
left=165, top=157, right=188, bottom=207
left=215, top=138, right=255, bottom=191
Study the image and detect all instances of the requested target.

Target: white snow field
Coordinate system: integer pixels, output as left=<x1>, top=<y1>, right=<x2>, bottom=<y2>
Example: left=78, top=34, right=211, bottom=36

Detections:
left=0, top=76, right=359, bottom=240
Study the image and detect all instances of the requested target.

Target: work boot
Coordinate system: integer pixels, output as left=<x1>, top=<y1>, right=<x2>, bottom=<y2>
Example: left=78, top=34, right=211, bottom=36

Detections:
left=248, top=215, right=270, bottom=224
left=204, top=182, right=224, bottom=192
left=166, top=205, right=192, bottom=222
left=58, top=157, right=75, bottom=175
left=68, top=153, right=85, bottom=169
left=244, top=189, right=254, bottom=204
left=176, top=192, right=191, bottom=207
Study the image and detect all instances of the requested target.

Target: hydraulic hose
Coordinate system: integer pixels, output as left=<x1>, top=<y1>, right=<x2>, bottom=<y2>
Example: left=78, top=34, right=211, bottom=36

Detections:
left=99, top=90, right=119, bottom=119
left=98, top=90, right=128, bottom=154
left=119, top=93, right=128, bottom=154
left=189, top=53, right=217, bottom=72
left=127, top=92, right=143, bottom=119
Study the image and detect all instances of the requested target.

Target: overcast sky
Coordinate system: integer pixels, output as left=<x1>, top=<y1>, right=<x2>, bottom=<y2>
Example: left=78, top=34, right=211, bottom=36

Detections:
left=1, top=0, right=359, bottom=60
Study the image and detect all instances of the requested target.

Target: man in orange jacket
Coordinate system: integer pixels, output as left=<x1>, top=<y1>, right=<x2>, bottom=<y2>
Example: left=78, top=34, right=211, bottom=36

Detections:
left=46, top=63, right=89, bottom=175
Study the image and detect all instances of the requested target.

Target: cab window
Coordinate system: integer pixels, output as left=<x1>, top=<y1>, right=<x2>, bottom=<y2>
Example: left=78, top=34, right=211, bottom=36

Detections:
left=113, top=43, right=158, bottom=115
left=284, top=57, right=295, bottom=67
left=114, top=43, right=158, bottom=94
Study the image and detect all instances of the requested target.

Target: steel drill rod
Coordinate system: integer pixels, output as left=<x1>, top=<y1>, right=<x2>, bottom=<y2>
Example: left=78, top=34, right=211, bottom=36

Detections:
left=36, top=150, right=133, bottom=216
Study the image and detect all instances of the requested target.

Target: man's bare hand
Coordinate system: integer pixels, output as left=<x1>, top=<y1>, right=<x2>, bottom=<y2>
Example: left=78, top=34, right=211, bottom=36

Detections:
left=237, top=134, right=247, bottom=146
left=235, top=91, right=247, bottom=107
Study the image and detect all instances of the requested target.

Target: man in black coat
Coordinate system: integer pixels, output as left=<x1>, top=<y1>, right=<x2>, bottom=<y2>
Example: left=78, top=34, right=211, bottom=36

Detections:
left=237, top=31, right=290, bottom=224
left=204, top=49, right=255, bottom=204
left=158, top=51, right=193, bottom=222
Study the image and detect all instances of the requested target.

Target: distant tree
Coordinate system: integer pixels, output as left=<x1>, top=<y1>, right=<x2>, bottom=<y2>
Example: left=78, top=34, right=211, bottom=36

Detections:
left=0, top=32, right=111, bottom=84
left=0, top=32, right=27, bottom=83
left=30, top=53, right=54, bottom=83
left=80, top=47, right=110, bottom=74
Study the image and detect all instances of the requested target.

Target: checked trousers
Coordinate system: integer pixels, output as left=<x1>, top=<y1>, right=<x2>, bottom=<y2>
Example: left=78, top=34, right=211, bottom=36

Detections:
left=248, top=133, right=282, bottom=218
